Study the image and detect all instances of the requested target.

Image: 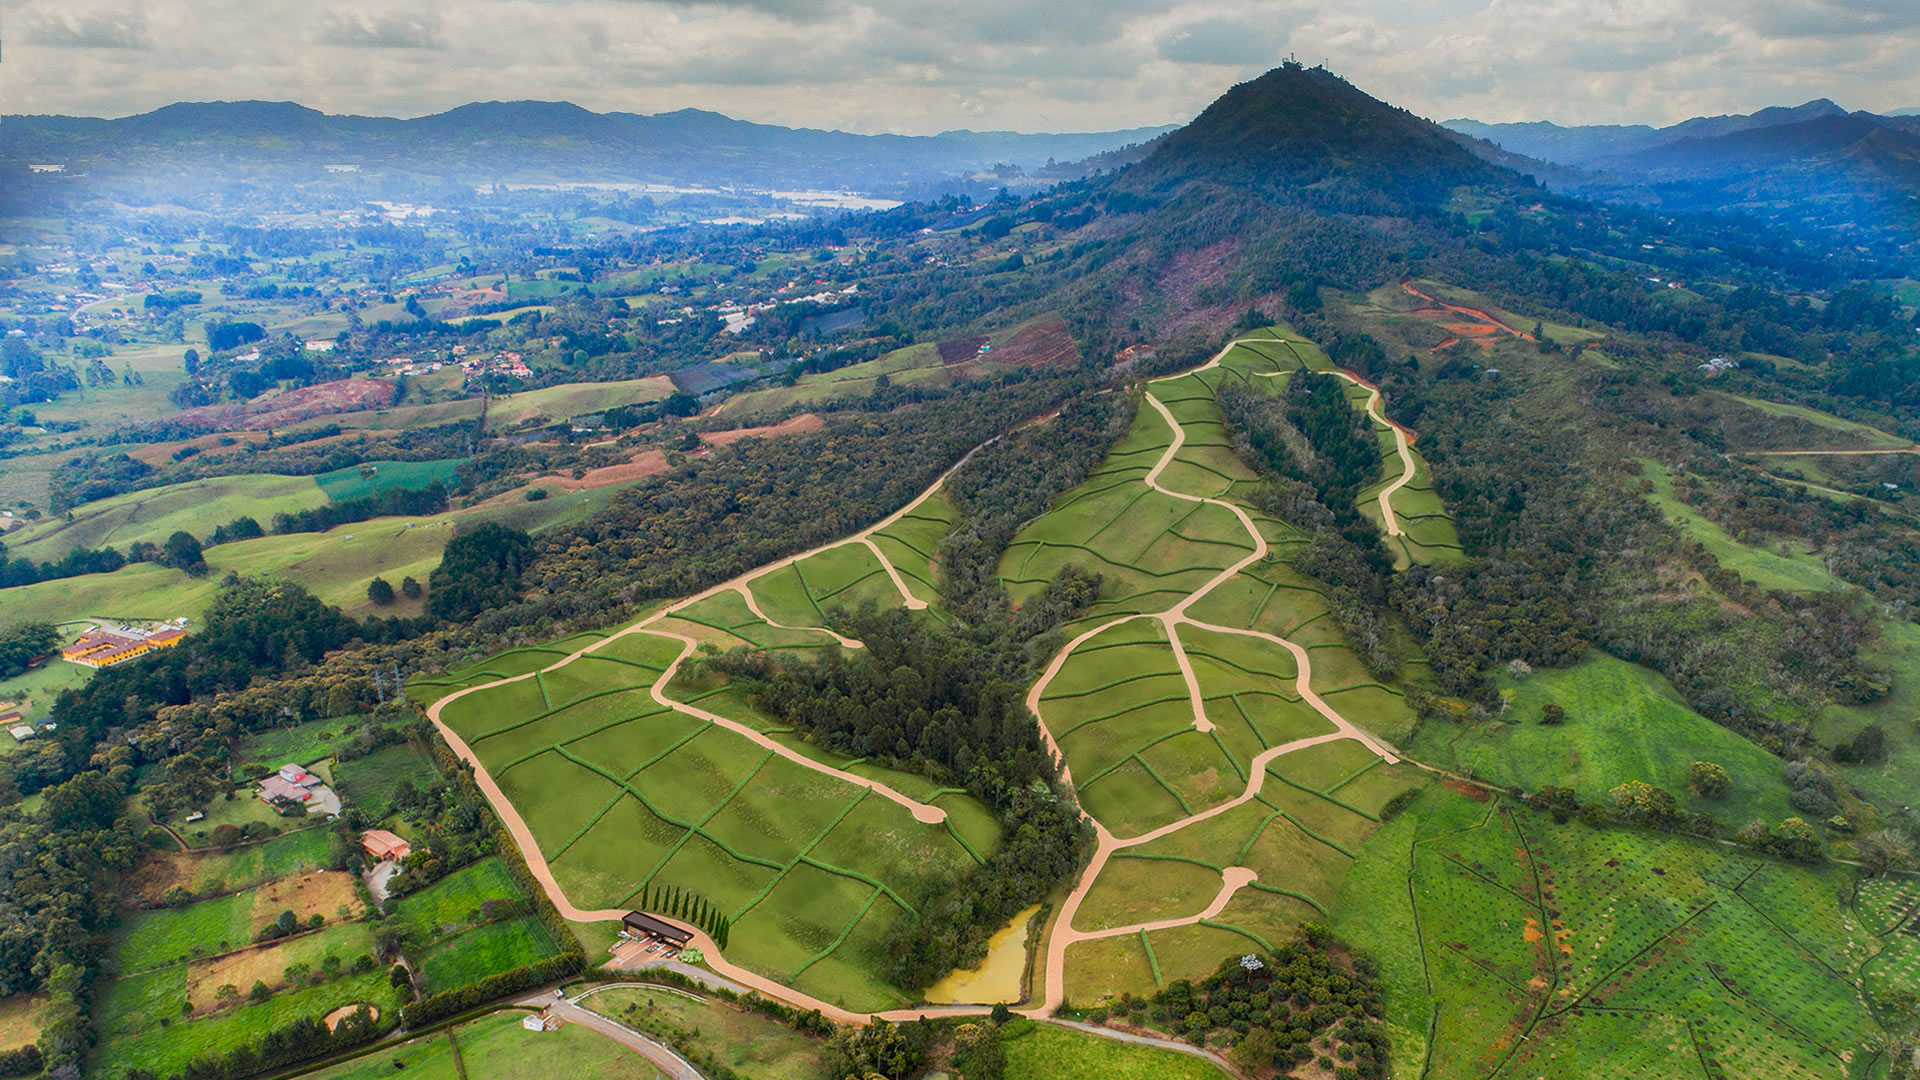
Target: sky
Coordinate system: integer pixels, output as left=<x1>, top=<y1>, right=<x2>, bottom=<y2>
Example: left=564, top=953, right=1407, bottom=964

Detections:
left=6, top=0, right=1920, bottom=132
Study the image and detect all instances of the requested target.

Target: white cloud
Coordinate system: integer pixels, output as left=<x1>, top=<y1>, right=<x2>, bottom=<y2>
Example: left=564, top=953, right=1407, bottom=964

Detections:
left=4, top=0, right=1920, bottom=130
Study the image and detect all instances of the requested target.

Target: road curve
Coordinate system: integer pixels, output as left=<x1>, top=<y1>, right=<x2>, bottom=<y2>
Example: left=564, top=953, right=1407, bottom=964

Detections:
left=1025, top=364, right=1404, bottom=1016
left=421, top=337, right=1413, bottom=1030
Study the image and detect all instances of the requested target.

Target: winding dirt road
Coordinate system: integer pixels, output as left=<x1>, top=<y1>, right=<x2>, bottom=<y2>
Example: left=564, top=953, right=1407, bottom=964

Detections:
left=421, top=334, right=1410, bottom=1029
left=1024, top=354, right=1401, bottom=1013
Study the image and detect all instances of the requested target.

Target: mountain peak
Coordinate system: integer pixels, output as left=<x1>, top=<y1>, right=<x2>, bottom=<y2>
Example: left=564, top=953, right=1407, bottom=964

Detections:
left=1130, top=63, right=1510, bottom=207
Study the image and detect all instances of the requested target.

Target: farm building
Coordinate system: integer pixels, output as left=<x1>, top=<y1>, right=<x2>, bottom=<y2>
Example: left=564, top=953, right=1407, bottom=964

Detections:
left=61, top=624, right=187, bottom=668
left=7, top=725, right=33, bottom=744
left=258, top=763, right=325, bottom=805
left=621, top=911, right=691, bottom=946
left=361, top=829, right=411, bottom=862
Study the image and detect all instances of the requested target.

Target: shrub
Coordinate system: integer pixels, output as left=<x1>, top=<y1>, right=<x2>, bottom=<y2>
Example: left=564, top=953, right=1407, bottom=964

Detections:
left=1688, top=761, right=1730, bottom=799
left=1539, top=703, right=1566, bottom=725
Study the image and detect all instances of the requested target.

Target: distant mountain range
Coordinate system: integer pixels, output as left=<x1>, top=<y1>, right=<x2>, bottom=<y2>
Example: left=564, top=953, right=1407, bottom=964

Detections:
left=1, top=100, right=1176, bottom=193
left=1444, top=101, right=1920, bottom=237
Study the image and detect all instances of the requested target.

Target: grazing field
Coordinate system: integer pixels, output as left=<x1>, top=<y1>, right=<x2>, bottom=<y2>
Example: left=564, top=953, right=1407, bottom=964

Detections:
left=1000, top=1019, right=1230, bottom=1080
left=1411, top=650, right=1801, bottom=828
left=415, top=917, right=560, bottom=993
left=95, top=967, right=397, bottom=1080
left=592, top=984, right=832, bottom=1079
left=126, top=829, right=336, bottom=906
left=313, top=457, right=467, bottom=502
left=0, top=995, right=44, bottom=1051
left=2, top=472, right=330, bottom=562
left=450, top=1009, right=668, bottom=1080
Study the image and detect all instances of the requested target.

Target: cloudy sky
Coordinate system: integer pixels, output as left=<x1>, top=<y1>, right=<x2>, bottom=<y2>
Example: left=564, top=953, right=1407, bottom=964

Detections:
left=7, top=0, right=1919, bottom=132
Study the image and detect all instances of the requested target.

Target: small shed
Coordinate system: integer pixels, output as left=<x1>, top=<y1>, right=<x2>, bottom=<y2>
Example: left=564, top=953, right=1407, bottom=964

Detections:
left=622, top=911, right=692, bottom=946
left=7, top=725, right=34, bottom=743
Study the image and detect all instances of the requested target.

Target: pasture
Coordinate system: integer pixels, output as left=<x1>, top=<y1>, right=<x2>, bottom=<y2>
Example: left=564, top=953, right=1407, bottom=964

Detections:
left=594, top=984, right=831, bottom=1079
left=1411, top=649, right=1801, bottom=828
left=2, top=472, right=330, bottom=562
left=1000, top=1019, right=1230, bottom=1080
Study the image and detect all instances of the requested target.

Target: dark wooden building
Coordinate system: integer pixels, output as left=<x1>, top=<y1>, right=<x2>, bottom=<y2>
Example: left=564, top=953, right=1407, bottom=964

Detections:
left=622, top=911, right=692, bottom=945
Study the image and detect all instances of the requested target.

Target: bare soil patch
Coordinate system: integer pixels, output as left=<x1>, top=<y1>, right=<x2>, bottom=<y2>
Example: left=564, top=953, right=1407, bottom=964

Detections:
left=161, top=379, right=398, bottom=434
left=325, top=1004, right=379, bottom=1031
left=937, top=336, right=989, bottom=364
left=477, top=449, right=671, bottom=507
left=992, top=313, right=1081, bottom=368
left=251, top=870, right=362, bottom=932
left=701, top=412, right=825, bottom=447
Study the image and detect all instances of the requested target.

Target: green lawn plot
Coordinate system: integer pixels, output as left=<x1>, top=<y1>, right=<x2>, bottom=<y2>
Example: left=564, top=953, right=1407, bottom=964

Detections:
left=1401, top=799, right=1888, bottom=1080
left=866, top=494, right=951, bottom=607
left=1001, top=1016, right=1230, bottom=1080
left=593, top=984, right=831, bottom=1080
left=1038, top=621, right=1206, bottom=836
left=795, top=342, right=941, bottom=387
left=93, top=968, right=397, bottom=1080
left=1411, top=650, right=1799, bottom=828
left=332, top=741, right=440, bottom=818
left=305, top=1028, right=459, bottom=1080
left=0, top=651, right=90, bottom=726
left=313, top=458, right=467, bottom=502
left=1641, top=460, right=1849, bottom=593
left=2, top=472, right=328, bottom=562
left=388, top=859, right=531, bottom=944
left=208, top=514, right=458, bottom=618
left=163, top=787, right=312, bottom=847
left=109, top=891, right=257, bottom=973
left=452, top=1007, right=669, bottom=1080
left=22, top=343, right=193, bottom=435
left=415, top=916, right=561, bottom=994
left=237, top=715, right=403, bottom=774
left=655, top=590, right=845, bottom=654
left=0, top=559, right=224, bottom=627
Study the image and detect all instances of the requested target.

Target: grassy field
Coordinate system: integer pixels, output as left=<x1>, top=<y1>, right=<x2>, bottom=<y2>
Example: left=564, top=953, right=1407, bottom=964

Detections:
left=126, top=829, right=336, bottom=906
left=0, top=483, right=630, bottom=636
left=591, top=985, right=831, bottom=1079
left=1000, top=1019, right=1230, bottom=1079
left=1410, top=650, right=1800, bottom=828
left=95, top=967, right=398, bottom=1080
left=314, top=458, right=467, bottom=502
left=3, top=473, right=330, bottom=562
left=453, top=1009, right=668, bottom=1080
left=415, top=916, right=561, bottom=994
left=333, top=741, right=441, bottom=819
left=1641, top=460, right=1849, bottom=593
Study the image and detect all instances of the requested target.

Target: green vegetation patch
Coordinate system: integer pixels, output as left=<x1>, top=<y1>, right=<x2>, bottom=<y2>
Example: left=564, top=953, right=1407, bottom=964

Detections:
left=1411, top=650, right=1798, bottom=827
